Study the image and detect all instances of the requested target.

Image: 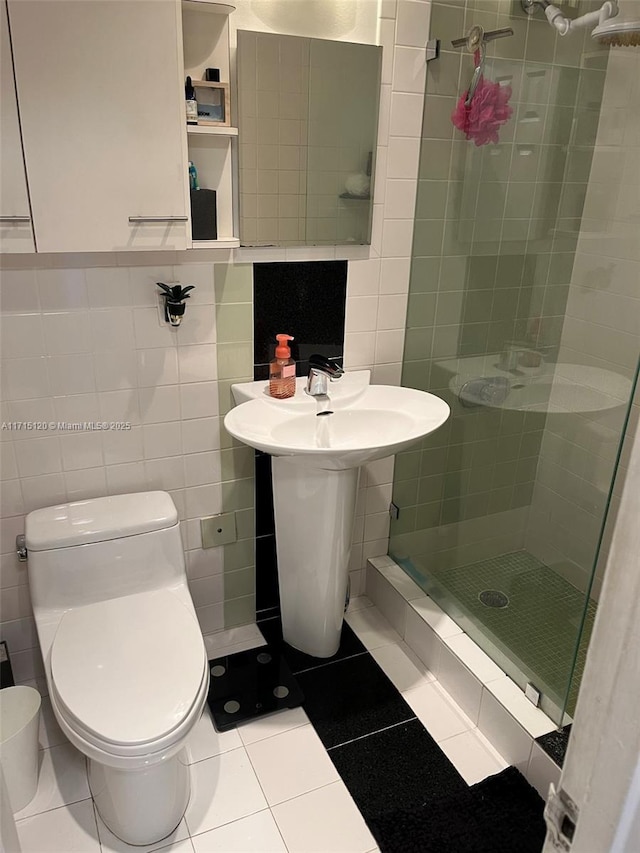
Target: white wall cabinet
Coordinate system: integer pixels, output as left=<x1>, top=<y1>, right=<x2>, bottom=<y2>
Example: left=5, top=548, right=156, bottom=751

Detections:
left=7, top=0, right=190, bottom=253
left=0, top=0, right=35, bottom=253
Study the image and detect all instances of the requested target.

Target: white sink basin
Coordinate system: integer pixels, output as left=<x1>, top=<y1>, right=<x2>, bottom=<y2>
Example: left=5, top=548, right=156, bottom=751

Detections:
left=224, top=370, right=449, bottom=659
left=436, top=356, right=632, bottom=415
left=225, top=371, right=450, bottom=470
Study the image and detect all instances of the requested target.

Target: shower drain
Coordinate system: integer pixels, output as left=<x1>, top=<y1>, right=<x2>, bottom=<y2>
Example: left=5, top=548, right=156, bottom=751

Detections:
left=478, top=589, right=510, bottom=608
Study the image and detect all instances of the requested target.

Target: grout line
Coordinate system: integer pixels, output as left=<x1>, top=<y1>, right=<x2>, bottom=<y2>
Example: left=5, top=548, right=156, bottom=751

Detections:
left=15, top=795, right=93, bottom=824
left=292, top=650, right=370, bottom=677
left=89, top=799, right=102, bottom=850
left=327, top=715, right=418, bottom=752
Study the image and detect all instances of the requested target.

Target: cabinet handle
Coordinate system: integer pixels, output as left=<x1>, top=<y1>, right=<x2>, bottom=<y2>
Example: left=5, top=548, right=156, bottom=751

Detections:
left=0, top=216, right=31, bottom=223
left=128, top=216, right=188, bottom=224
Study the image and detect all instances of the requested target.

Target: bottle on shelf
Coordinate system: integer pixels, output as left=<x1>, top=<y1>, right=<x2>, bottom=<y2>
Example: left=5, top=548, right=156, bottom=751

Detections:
left=185, top=76, right=197, bottom=125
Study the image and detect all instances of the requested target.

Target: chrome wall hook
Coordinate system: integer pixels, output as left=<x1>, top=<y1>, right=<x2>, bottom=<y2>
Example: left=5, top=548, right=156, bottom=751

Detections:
left=451, top=25, right=514, bottom=106
left=451, top=24, right=514, bottom=49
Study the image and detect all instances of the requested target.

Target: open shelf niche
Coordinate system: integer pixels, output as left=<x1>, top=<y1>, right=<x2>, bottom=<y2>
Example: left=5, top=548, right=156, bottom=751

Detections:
left=181, top=0, right=239, bottom=247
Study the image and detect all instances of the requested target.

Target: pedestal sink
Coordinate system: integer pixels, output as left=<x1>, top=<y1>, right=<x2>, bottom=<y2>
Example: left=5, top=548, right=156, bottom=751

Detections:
left=224, top=371, right=449, bottom=658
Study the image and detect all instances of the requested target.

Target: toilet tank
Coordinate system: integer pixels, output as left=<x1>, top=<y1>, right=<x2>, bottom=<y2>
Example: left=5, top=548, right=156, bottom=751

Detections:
left=25, top=492, right=187, bottom=613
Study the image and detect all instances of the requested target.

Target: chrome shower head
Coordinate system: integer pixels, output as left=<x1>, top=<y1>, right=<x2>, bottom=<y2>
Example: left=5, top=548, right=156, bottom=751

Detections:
left=523, top=0, right=640, bottom=45
left=591, top=13, right=640, bottom=45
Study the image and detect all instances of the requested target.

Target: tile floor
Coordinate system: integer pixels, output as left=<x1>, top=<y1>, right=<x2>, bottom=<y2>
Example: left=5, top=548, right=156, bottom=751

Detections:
left=13, top=598, right=507, bottom=853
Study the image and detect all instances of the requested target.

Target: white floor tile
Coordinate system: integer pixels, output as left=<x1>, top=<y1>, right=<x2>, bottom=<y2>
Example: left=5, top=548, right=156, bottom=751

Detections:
left=185, top=747, right=267, bottom=837
left=38, top=696, right=67, bottom=749
left=246, top=724, right=339, bottom=806
left=96, top=812, right=190, bottom=852
left=186, top=707, right=243, bottom=764
left=191, top=810, right=287, bottom=853
left=403, top=682, right=474, bottom=743
left=156, top=841, right=194, bottom=853
left=16, top=799, right=100, bottom=853
left=438, top=729, right=507, bottom=785
left=272, top=781, right=376, bottom=853
left=370, top=642, right=435, bottom=693
left=345, top=606, right=402, bottom=650
left=238, top=705, right=309, bottom=746
left=14, top=743, right=89, bottom=820
left=347, top=595, right=374, bottom=612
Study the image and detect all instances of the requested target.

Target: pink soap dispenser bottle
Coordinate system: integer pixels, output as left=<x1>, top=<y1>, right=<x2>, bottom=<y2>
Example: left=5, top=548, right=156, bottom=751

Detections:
left=269, top=334, right=296, bottom=399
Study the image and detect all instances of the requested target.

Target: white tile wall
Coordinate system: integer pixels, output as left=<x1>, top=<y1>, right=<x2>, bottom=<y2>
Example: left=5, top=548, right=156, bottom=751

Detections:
left=0, top=262, right=233, bottom=674
left=1, top=0, right=428, bottom=665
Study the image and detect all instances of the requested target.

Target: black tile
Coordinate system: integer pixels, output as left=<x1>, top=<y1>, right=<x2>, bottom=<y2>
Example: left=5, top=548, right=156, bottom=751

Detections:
left=253, top=261, right=347, bottom=367
left=296, top=653, right=415, bottom=749
left=255, top=452, right=275, bottom=538
left=258, top=617, right=366, bottom=676
left=254, top=363, right=269, bottom=381
left=255, top=535, right=279, bottom=612
left=256, top=605, right=280, bottom=623
left=536, top=725, right=571, bottom=768
left=329, top=719, right=466, bottom=822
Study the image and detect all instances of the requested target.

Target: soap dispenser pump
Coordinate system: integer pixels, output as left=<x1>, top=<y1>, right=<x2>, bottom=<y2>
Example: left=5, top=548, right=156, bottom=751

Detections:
left=269, top=334, right=296, bottom=399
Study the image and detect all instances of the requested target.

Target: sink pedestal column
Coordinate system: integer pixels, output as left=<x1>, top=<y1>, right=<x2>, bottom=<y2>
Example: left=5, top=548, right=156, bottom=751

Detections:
left=271, top=457, right=360, bottom=658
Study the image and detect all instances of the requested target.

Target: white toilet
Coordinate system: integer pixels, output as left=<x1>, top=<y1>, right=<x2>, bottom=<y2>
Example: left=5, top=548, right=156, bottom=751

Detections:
left=25, top=491, right=209, bottom=846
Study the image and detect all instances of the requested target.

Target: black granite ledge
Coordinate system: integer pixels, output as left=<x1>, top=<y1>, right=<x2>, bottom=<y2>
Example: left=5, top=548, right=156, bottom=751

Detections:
left=536, top=724, right=572, bottom=767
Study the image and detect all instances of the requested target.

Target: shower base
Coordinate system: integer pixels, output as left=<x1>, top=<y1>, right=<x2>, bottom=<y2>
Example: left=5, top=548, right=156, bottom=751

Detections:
left=430, top=551, right=596, bottom=717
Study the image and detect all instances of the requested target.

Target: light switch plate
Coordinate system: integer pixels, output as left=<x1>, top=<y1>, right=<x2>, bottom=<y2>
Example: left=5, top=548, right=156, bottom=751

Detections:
left=201, top=513, right=237, bottom=548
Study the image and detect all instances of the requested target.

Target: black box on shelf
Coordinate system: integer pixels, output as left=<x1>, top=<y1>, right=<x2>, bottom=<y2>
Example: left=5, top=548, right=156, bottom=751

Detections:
left=1, top=641, right=15, bottom=688
left=190, top=189, right=217, bottom=241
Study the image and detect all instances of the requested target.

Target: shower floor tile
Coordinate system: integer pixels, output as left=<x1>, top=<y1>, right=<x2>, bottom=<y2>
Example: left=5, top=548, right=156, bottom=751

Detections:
left=431, top=551, right=596, bottom=715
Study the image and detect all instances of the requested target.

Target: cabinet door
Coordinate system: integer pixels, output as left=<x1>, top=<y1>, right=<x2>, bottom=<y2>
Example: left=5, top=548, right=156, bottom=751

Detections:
left=8, top=0, right=189, bottom=253
left=0, top=0, right=35, bottom=253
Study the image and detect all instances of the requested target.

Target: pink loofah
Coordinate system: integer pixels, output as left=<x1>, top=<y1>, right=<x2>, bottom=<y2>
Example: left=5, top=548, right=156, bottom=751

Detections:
left=451, top=57, right=513, bottom=146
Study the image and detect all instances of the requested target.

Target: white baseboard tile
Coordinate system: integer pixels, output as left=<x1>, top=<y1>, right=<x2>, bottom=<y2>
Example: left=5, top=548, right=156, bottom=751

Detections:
left=478, top=687, right=533, bottom=775
left=365, top=563, right=408, bottom=636
left=526, top=741, right=561, bottom=800
left=404, top=606, right=443, bottom=674
left=438, top=641, right=484, bottom=725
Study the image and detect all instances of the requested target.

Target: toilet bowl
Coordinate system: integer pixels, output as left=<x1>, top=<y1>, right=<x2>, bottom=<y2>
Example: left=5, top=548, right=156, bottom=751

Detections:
left=25, top=492, right=209, bottom=846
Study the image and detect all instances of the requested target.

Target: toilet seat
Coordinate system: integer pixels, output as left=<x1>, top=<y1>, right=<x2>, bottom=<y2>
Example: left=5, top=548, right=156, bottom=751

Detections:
left=50, top=589, right=207, bottom=757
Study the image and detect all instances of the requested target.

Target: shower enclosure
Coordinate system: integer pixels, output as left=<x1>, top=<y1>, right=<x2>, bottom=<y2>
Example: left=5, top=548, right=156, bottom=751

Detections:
left=389, top=0, right=640, bottom=725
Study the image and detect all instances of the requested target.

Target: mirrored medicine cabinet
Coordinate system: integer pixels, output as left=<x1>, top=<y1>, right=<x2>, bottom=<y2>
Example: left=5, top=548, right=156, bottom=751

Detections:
left=236, top=30, right=382, bottom=247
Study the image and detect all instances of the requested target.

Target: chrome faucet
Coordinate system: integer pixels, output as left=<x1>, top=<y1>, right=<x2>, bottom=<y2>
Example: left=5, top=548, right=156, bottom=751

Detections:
left=305, top=354, right=344, bottom=397
left=497, top=341, right=529, bottom=372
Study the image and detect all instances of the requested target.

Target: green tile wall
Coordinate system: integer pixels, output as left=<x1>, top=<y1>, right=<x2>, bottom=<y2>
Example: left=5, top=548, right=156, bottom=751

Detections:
left=390, top=0, right=609, bottom=571
left=214, top=263, right=256, bottom=626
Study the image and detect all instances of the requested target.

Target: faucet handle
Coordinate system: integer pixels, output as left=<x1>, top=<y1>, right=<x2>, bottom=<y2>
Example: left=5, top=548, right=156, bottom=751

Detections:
left=308, top=354, right=344, bottom=379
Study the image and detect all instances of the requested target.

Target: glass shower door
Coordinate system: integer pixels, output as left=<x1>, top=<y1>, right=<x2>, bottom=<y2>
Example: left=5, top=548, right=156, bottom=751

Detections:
left=389, top=0, right=640, bottom=724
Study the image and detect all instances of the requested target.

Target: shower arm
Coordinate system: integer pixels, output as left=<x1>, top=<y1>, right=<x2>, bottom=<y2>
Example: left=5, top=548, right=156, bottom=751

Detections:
left=523, top=0, right=619, bottom=35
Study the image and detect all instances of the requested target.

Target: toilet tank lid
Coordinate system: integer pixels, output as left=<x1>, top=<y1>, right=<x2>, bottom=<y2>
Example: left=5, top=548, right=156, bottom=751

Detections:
left=25, top=491, right=178, bottom=551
